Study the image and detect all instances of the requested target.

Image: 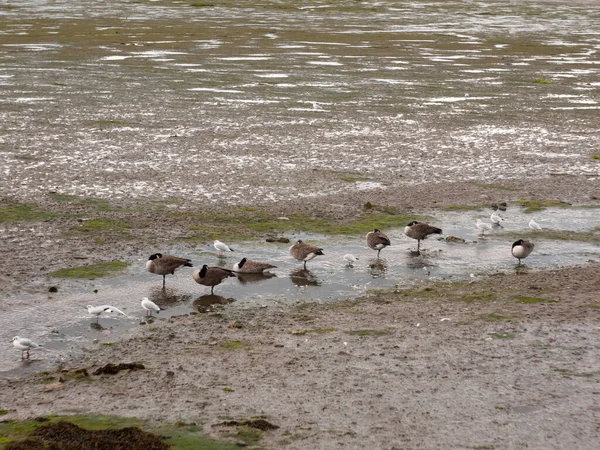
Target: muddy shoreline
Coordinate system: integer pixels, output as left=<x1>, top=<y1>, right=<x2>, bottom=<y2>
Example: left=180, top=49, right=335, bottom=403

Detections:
left=1, top=258, right=599, bottom=449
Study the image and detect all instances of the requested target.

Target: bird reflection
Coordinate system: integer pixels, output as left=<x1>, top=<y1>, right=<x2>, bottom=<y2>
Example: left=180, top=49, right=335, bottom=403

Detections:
left=192, top=294, right=235, bottom=313
left=235, top=272, right=277, bottom=285
left=147, top=287, right=192, bottom=307
left=289, top=268, right=321, bottom=287
left=90, top=322, right=105, bottom=331
left=367, top=258, right=387, bottom=278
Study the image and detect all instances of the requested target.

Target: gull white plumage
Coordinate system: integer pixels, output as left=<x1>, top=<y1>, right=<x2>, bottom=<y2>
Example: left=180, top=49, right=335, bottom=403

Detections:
left=11, top=336, right=42, bottom=360
left=87, top=304, right=128, bottom=323
left=476, top=219, right=493, bottom=236
left=529, top=219, right=542, bottom=231
left=213, top=240, right=234, bottom=257
left=343, top=254, right=359, bottom=267
left=490, top=212, right=504, bottom=227
left=141, top=297, right=163, bottom=316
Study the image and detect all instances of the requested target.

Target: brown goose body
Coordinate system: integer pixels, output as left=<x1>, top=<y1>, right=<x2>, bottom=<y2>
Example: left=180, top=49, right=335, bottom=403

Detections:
left=289, top=240, right=324, bottom=268
left=404, top=221, right=442, bottom=251
left=233, top=257, right=277, bottom=274
left=511, top=239, right=534, bottom=264
left=192, top=264, right=236, bottom=294
left=366, top=229, right=391, bottom=257
left=146, top=253, right=193, bottom=288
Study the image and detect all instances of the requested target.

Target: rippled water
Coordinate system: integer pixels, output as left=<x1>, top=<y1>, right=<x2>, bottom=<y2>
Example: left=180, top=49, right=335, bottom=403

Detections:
left=1, top=1, right=599, bottom=205
left=2, top=206, right=598, bottom=373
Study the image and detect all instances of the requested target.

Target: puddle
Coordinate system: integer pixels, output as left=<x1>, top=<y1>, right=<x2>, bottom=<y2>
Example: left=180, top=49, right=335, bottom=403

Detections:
left=2, top=207, right=598, bottom=374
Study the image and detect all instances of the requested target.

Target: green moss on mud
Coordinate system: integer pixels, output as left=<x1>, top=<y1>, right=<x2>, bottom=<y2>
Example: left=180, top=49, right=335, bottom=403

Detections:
left=49, top=260, right=129, bottom=279
left=0, top=415, right=242, bottom=450
left=0, top=202, right=59, bottom=223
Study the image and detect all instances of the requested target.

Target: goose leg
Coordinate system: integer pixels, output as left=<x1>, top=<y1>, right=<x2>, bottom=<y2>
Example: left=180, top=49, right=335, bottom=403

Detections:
left=162, top=275, right=166, bottom=289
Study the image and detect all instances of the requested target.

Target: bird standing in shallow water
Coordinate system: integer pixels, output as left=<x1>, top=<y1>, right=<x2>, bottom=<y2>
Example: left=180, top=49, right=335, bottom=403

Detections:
left=232, top=258, right=276, bottom=274
left=366, top=229, right=391, bottom=257
left=490, top=212, right=504, bottom=228
left=214, top=240, right=234, bottom=257
left=11, top=336, right=41, bottom=360
left=146, top=253, right=192, bottom=288
left=141, top=297, right=163, bottom=316
left=344, top=254, right=359, bottom=267
left=87, top=305, right=128, bottom=323
left=511, top=239, right=534, bottom=265
left=404, top=221, right=442, bottom=251
left=289, top=240, right=324, bottom=269
left=193, top=265, right=236, bottom=294
left=476, top=219, right=493, bottom=236
left=529, top=219, right=542, bottom=231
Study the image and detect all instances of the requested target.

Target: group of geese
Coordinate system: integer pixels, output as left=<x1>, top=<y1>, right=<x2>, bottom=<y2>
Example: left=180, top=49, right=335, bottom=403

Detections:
left=10, top=215, right=537, bottom=360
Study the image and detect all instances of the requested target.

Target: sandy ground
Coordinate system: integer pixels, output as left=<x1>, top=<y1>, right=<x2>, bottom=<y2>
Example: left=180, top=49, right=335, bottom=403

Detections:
left=1, top=193, right=599, bottom=448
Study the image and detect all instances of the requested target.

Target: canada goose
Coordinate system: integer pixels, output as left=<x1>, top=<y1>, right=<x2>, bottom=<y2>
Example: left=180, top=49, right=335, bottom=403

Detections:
left=490, top=212, right=504, bottom=227
left=193, top=264, right=236, bottom=294
left=141, top=297, right=164, bottom=316
left=232, top=257, right=276, bottom=274
left=404, top=221, right=442, bottom=251
left=289, top=240, right=324, bottom=268
left=476, top=219, right=493, bottom=236
left=11, top=336, right=42, bottom=359
left=214, top=240, right=234, bottom=257
left=146, top=253, right=193, bottom=288
left=366, top=229, right=391, bottom=257
left=86, top=304, right=128, bottom=323
left=529, top=219, right=542, bottom=231
left=344, top=254, right=359, bottom=267
left=511, top=239, right=534, bottom=265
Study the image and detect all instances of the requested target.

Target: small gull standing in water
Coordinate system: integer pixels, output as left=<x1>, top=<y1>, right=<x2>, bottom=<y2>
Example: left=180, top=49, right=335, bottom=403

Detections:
left=490, top=212, right=504, bottom=228
left=141, top=297, right=163, bottom=316
left=344, top=254, right=359, bottom=267
left=214, top=240, right=234, bottom=257
left=87, top=305, right=128, bottom=323
left=11, top=336, right=42, bottom=360
left=476, top=219, right=493, bottom=236
left=529, top=219, right=542, bottom=231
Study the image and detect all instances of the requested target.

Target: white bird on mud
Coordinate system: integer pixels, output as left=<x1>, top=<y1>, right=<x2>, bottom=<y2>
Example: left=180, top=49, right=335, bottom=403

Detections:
left=11, top=336, right=42, bottom=360
left=344, top=254, right=359, bottom=267
left=141, top=297, right=163, bottom=316
left=213, top=240, right=234, bottom=257
left=490, top=212, right=504, bottom=227
left=529, top=219, right=542, bottom=231
left=512, top=239, right=535, bottom=265
left=476, top=219, right=493, bottom=236
left=87, top=305, right=128, bottom=323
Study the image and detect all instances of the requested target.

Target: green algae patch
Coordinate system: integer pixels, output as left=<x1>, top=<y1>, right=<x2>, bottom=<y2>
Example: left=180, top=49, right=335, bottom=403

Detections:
left=501, top=229, right=600, bottom=244
left=443, top=204, right=485, bottom=212
left=0, top=415, right=242, bottom=450
left=182, top=210, right=428, bottom=242
left=49, top=260, right=129, bottom=279
left=345, top=328, right=396, bottom=337
left=517, top=199, right=570, bottom=213
left=0, top=202, right=59, bottom=223
left=220, top=341, right=245, bottom=350
left=517, top=296, right=558, bottom=304
left=488, top=332, right=516, bottom=340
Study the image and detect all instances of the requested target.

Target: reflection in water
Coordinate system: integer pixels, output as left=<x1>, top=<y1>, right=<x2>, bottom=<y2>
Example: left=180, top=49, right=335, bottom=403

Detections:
left=289, top=268, right=321, bottom=287
left=235, top=272, right=277, bottom=285
left=367, top=258, right=388, bottom=278
left=90, top=322, right=105, bottom=331
left=192, top=294, right=235, bottom=313
left=147, top=287, right=192, bottom=308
